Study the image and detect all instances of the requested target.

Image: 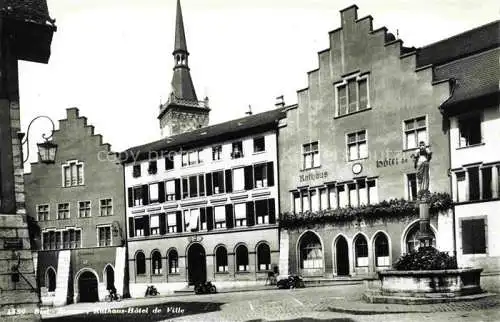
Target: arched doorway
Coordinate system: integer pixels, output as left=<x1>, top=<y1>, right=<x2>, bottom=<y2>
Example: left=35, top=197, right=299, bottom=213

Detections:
left=78, top=271, right=98, bottom=302
left=45, top=267, right=56, bottom=292
left=187, top=243, right=206, bottom=285
left=104, top=265, right=115, bottom=291
left=298, top=231, right=323, bottom=276
left=335, top=236, right=349, bottom=276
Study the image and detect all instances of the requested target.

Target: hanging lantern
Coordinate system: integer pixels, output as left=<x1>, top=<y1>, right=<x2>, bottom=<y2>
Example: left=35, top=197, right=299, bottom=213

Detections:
left=37, top=140, right=57, bottom=164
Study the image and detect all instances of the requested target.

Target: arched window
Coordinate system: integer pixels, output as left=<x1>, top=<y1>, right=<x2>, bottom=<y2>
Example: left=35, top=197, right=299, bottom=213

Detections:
left=215, top=246, right=228, bottom=272
left=46, top=267, right=56, bottom=292
left=136, top=251, right=146, bottom=275
left=374, top=233, right=390, bottom=267
left=235, top=245, right=249, bottom=272
left=299, top=232, right=323, bottom=276
left=354, top=235, right=368, bottom=267
left=406, top=224, right=435, bottom=253
left=168, top=249, right=179, bottom=274
left=151, top=251, right=162, bottom=275
left=257, top=243, right=271, bottom=271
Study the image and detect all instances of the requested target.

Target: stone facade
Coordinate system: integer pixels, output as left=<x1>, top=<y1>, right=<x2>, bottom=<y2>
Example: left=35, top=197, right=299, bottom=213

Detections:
left=24, top=108, right=127, bottom=305
left=159, top=104, right=210, bottom=138
left=277, top=5, right=453, bottom=278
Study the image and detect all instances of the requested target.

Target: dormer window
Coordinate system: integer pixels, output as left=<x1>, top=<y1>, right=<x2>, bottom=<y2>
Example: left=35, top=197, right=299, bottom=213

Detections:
left=335, top=74, right=369, bottom=117
left=231, top=141, right=243, bottom=159
left=148, top=161, right=157, bottom=175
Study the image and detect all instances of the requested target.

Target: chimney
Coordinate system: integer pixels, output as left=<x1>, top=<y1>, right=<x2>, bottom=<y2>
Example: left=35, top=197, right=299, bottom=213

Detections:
left=275, top=95, right=285, bottom=108
left=245, top=105, right=253, bottom=116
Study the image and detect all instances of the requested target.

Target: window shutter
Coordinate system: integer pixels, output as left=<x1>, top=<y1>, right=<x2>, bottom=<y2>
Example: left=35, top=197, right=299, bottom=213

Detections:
left=176, top=211, right=183, bottom=232
left=206, top=207, right=214, bottom=231
left=143, top=215, right=150, bottom=236
left=174, top=179, right=181, bottom=200
left=142, top=185, right=149, bottom=205
left=225, top=204, right=234, bottom=229
left=158, top=182, right=165, bottom=203
left=225, top=170, right=232, bottom=193
left=244, top=166, right=254, bottom=190
left=128, top=217, right=134, bottom=237
left=206, top=173, right=213, bottom=196
left=267, top=162, right=274, bottom=187
left=246, top=201, right=255, bottom=226
left=200, top=208, right=206, bottom=227
left=159, top=213, right=166, bottom=235
left=127, top=188, right=133, bottom=207
left=268, top=198, right=276, bottom=224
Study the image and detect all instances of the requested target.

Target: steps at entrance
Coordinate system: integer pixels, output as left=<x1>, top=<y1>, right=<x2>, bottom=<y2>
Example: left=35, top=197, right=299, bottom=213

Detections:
left=303, top=277, right=365, bottom=287
left=114, top=247, right=126, bottom=295
left=53, top=250, right=71, bottom=306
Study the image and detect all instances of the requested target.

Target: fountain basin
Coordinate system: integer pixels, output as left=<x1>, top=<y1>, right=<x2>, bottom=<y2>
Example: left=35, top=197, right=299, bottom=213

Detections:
left=363, top=268, right=491, bottom=304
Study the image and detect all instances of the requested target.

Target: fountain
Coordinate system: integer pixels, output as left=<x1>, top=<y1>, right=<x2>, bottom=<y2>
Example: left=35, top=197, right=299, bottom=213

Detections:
left=364, top=143, right=487, bottom=304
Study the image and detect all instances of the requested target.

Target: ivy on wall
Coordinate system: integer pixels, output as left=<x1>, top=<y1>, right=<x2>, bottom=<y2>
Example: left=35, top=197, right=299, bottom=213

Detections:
left=280, top=192, right=453, bottom=229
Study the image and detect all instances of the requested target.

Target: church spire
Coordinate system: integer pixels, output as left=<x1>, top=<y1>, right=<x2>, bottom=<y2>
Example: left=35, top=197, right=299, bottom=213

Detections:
left=170, top=0, right=197, bottom=101
left=174, top=0, right=188, bottom=54
left=158, top=0, right=209, bottom=139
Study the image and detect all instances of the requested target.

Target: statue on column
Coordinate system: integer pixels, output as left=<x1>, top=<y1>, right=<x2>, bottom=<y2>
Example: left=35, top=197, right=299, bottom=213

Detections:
left=412, top=141, right=432, bottom=198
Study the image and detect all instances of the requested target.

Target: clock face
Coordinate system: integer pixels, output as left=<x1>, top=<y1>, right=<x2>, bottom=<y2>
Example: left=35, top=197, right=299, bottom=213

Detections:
left=352, top=163, right=362, bottom=175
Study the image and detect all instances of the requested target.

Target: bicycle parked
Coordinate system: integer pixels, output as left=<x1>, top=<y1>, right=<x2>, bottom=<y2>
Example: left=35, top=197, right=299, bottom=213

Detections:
left=104, top=286, right=122, bottom=302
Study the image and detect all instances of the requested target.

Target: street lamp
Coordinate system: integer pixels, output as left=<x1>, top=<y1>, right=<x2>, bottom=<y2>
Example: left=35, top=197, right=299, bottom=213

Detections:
left=22, top=115, right=57, bottom=164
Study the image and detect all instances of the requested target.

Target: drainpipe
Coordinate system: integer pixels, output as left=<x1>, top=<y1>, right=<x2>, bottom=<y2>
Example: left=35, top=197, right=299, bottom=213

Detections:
left=438, top=78, right=457, bottom=259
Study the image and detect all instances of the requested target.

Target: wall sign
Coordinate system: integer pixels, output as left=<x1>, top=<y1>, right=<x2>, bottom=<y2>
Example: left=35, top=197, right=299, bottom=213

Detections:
left=376, top=157, right=409, bottom=168
left=299, top=171, right=328, bottom=183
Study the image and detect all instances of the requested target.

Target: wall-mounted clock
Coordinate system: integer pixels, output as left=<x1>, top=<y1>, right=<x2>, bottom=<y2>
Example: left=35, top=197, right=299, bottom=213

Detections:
left=352, top=162, right=363, bottom=175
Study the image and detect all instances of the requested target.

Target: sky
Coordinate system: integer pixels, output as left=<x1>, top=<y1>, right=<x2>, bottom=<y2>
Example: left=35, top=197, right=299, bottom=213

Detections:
left=19, top=0, right=499, bottom=170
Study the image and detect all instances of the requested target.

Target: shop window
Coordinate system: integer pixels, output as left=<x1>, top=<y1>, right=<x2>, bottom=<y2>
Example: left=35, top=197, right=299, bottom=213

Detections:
left=354, top=235, right=368, bottom=267
left=168, top=249, right=179, bottom=274
left=347, top=130, right=367, bottom=161
left=151, top=251, right=162, bottom=275
left=458, top=114, right=481, bottom=147
left=404, top=116, right=427, bottom=150
left=257, top=243, right=271, bottom=271
left=461, top=218, right=486, bottom=254
left=136, top=252, right=146, bottom=275
left=236, top=245, right=249, bottom=272
left=215, top=246, right=228, bottom=273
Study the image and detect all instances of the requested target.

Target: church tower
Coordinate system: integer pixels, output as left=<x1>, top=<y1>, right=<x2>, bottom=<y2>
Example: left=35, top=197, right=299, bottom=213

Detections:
left=158, top=0, right=210, bottom=138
